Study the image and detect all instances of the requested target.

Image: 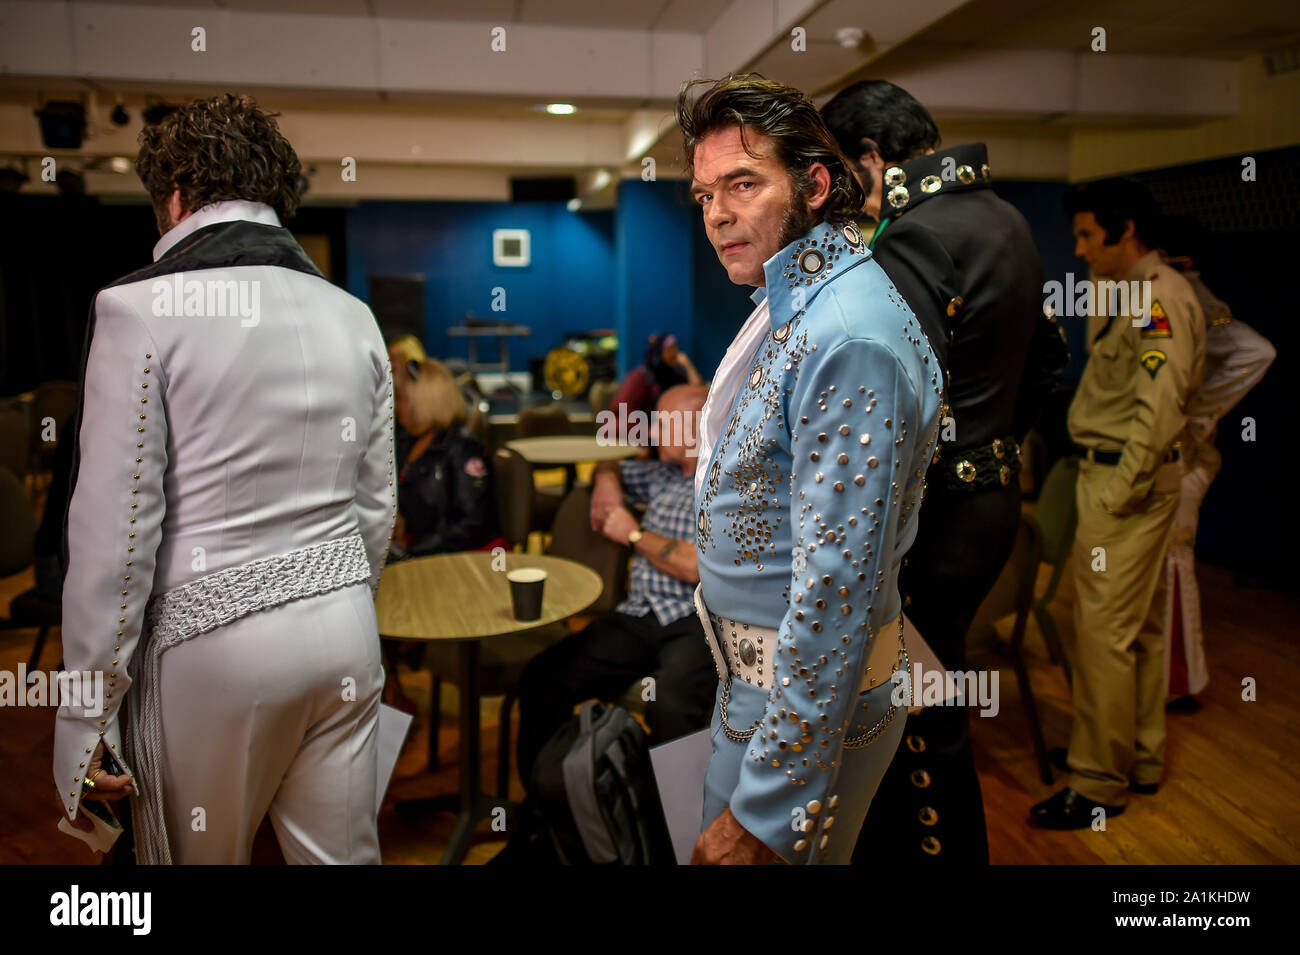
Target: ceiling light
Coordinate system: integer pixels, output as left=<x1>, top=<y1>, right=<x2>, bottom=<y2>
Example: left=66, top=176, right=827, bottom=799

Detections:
left=566, top=197, right=582, bottom=212
left=545, top=103, right=576, bottom=115
left=836, top=27, right=865, bottom=48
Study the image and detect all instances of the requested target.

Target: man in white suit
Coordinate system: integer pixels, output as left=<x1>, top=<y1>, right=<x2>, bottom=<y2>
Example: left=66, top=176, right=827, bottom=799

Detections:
left=55, top=94, right=396, bottom=864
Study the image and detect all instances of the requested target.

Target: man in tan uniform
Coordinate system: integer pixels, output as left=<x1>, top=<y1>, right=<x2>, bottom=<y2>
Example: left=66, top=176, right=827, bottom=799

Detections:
left=1032, top=179, right=1204, bottom=828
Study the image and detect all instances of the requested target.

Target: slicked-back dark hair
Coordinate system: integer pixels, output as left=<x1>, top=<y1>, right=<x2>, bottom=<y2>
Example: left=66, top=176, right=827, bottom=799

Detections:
left=136, top=94, right=303, bottom=221
left=1063, top=178, right=1165, bottom=249
left=820, top=80, right=940, bottom=166
left=677, top=73, right=865, bottom=225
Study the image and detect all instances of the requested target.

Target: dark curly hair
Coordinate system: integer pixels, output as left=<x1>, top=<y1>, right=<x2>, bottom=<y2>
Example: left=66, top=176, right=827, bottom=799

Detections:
left=677, top=74, right=865, bottom=225
left=136, top=94, right=303, bottom=223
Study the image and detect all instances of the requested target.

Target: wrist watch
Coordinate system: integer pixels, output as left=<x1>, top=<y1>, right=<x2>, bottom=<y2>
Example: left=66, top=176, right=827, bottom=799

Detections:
left=627, top=527, right=644, bottom=545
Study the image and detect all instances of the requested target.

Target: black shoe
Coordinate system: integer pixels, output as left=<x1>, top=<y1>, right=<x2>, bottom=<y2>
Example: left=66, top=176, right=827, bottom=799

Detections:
left=1030, top=788, right=1124, bottom=830
left=1047, top=747, right=1070, bottom=773
left=1166, top=695, right=1200, bottom=713
left=1128, top=781, right=1159, bottom=795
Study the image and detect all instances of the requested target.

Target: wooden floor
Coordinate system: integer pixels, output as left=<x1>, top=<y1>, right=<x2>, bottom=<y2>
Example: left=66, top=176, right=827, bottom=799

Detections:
left=3, top=549, right=1297, bottom=865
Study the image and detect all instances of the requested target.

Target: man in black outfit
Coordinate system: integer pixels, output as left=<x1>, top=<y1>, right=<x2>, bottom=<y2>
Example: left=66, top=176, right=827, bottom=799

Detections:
left=822, top=80, right=1068, bottom=864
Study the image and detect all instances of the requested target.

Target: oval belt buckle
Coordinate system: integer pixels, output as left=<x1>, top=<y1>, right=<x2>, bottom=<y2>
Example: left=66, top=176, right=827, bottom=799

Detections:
left=738, top=638, right=757, bottom=667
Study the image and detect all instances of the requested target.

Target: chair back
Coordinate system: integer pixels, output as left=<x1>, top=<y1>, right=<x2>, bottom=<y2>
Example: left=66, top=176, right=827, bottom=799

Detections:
left=967, top=514, right=1041, bottom=635
left=546, top=485, right=629, bottom=615
left=588, top=379, right=619, bottom=415
left=0, top=466, right=36, bottom=577
left=493, top=447, right=535, bottom=549
left=1034, top=456, right=1080, bottom=567
left=515, top=402, right=570, bottom=439
left=0, top=409, right=30, bottom=479
left=30, top=381, right=79, bottom=459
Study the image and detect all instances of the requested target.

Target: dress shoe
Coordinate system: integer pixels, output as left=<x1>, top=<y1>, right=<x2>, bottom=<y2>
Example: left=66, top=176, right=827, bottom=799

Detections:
left=1128, top=781, right=1159, bottom=795
left=1166, top=695, right=1200, bottom=713
left=1030, top=788, right=1124, bottom=829
left=1047, top=747, right=1070, bottom=773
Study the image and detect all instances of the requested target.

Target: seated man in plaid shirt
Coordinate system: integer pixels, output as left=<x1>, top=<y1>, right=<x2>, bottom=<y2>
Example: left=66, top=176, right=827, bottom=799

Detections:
left=516, top=384, right=714, bottom=783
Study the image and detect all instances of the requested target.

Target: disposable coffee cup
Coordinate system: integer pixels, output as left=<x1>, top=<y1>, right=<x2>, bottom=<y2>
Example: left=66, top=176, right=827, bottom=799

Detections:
left=506, top=568, right=547, bottom=621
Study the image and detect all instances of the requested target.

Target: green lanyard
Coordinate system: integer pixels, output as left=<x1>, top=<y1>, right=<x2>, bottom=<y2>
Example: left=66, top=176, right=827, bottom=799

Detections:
left=869, top=217, right=891, bottom=250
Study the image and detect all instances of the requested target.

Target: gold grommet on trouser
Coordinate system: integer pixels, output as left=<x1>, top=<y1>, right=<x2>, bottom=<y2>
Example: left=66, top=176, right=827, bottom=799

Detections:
left=922, top=836, right=942, bottom=855
left=906, top=734, right=926, bottom=753
left=918, top=806, right=938, bottom=826
left=911, top=768, right=931, bottom=788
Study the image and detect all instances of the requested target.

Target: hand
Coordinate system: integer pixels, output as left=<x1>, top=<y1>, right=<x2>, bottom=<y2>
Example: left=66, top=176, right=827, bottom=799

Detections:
left=81, top=742, right=134, bottom=805
left=692, top=808, right=776, bottom=865
left=600, top=506, right=639, bottom=545
left=590, top=470, right=624, bottom=530
left=393, top=512, right=407, bottom=545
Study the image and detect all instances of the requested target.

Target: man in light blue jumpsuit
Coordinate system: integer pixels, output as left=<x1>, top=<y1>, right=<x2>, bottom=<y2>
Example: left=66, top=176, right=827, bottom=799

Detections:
left=680, top=75, right=944, bottom=865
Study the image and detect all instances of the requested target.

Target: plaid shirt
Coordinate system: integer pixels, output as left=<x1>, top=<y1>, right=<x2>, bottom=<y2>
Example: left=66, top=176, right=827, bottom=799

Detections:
left=615, top=459, right=696, bottom=626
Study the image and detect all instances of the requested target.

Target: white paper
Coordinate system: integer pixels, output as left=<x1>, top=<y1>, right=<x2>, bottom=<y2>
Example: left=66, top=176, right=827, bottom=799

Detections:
left=57, top=804, right=123, bottom=855
left=649, top=728, right=713, bottom=865
left=376, top=702, right=414, bottom=806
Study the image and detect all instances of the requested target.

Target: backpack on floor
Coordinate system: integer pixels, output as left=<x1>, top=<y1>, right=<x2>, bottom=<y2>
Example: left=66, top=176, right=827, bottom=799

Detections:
left=530, top=700, right=676, bottom=865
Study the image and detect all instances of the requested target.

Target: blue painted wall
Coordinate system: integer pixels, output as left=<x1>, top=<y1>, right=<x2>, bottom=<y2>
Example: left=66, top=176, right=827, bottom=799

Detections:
left=613, top=178, right=698, bottom=379
left=345, top=200, right=615, bottom=368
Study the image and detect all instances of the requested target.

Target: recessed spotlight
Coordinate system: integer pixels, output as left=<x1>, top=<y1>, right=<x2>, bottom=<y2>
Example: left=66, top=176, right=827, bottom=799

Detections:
left=545, top=103, right=576, bottom=115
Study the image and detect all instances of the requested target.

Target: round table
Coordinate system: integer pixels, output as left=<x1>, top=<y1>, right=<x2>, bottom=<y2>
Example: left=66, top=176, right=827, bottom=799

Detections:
left=375, top=552, right=603, bottom=864
left=505, top=435, right=638, bottom=465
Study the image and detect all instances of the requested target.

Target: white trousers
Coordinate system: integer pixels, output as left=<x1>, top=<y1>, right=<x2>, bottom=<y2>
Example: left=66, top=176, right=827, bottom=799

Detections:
left=1162, top=459, right=1215, bottom=697
left=156, top=582, right=384, bottom=864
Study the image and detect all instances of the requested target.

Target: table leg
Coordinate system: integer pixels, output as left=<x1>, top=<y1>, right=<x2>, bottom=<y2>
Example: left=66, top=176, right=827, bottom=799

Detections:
left=441, top=640, right=482, bottom=864
left=395, top=638, right=521, bottom=864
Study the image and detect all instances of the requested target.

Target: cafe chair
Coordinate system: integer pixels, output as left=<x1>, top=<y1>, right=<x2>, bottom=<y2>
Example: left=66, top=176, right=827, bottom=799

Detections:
left=0, top=466, right=61, bottom=675
left=493, top=447, right=561, bottom=551
left=0, top=409, right=30, bottom=483
left=29, top=380, right=78, bottom=474
left=515, top=402, right=571, bottom=439
left=544, top=485, right=630, bottom=616
left=1026, top=455, right=1079, bottom=677
left=515, top=402, right=576, bottom=498
left=588, top=379, right=619, bottom=416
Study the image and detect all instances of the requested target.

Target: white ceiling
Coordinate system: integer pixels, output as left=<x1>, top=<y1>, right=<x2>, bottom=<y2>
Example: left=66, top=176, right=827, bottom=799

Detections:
left=3, top=0, right=1297, bottom=198
left=27, top=0, right=735, bottom=31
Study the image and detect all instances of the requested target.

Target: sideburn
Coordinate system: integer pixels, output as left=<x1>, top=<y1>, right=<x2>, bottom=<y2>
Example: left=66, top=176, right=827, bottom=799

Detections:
left=777, top=192, right=819, bottom=250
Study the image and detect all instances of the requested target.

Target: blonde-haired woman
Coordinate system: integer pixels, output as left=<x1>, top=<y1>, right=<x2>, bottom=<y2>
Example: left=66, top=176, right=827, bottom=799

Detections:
left=392, top=357, right=501, bottom=558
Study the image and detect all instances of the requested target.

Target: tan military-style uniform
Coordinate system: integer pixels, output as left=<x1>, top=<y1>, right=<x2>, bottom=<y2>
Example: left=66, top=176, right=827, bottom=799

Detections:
left=1066, top=249, right=1205, bottom=804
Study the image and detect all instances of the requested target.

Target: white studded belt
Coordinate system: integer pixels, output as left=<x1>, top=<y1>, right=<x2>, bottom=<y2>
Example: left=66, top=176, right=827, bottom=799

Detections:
left=693, top=583, right=905, bottom=694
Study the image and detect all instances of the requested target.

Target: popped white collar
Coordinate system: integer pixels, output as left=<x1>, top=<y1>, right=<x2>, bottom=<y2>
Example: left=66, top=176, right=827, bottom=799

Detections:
left=152, top=200, right=282, bottom=262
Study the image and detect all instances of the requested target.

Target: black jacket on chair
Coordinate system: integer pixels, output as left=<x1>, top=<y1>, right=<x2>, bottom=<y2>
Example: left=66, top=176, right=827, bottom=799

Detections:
left=397, top=426, right=498, bottom=557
